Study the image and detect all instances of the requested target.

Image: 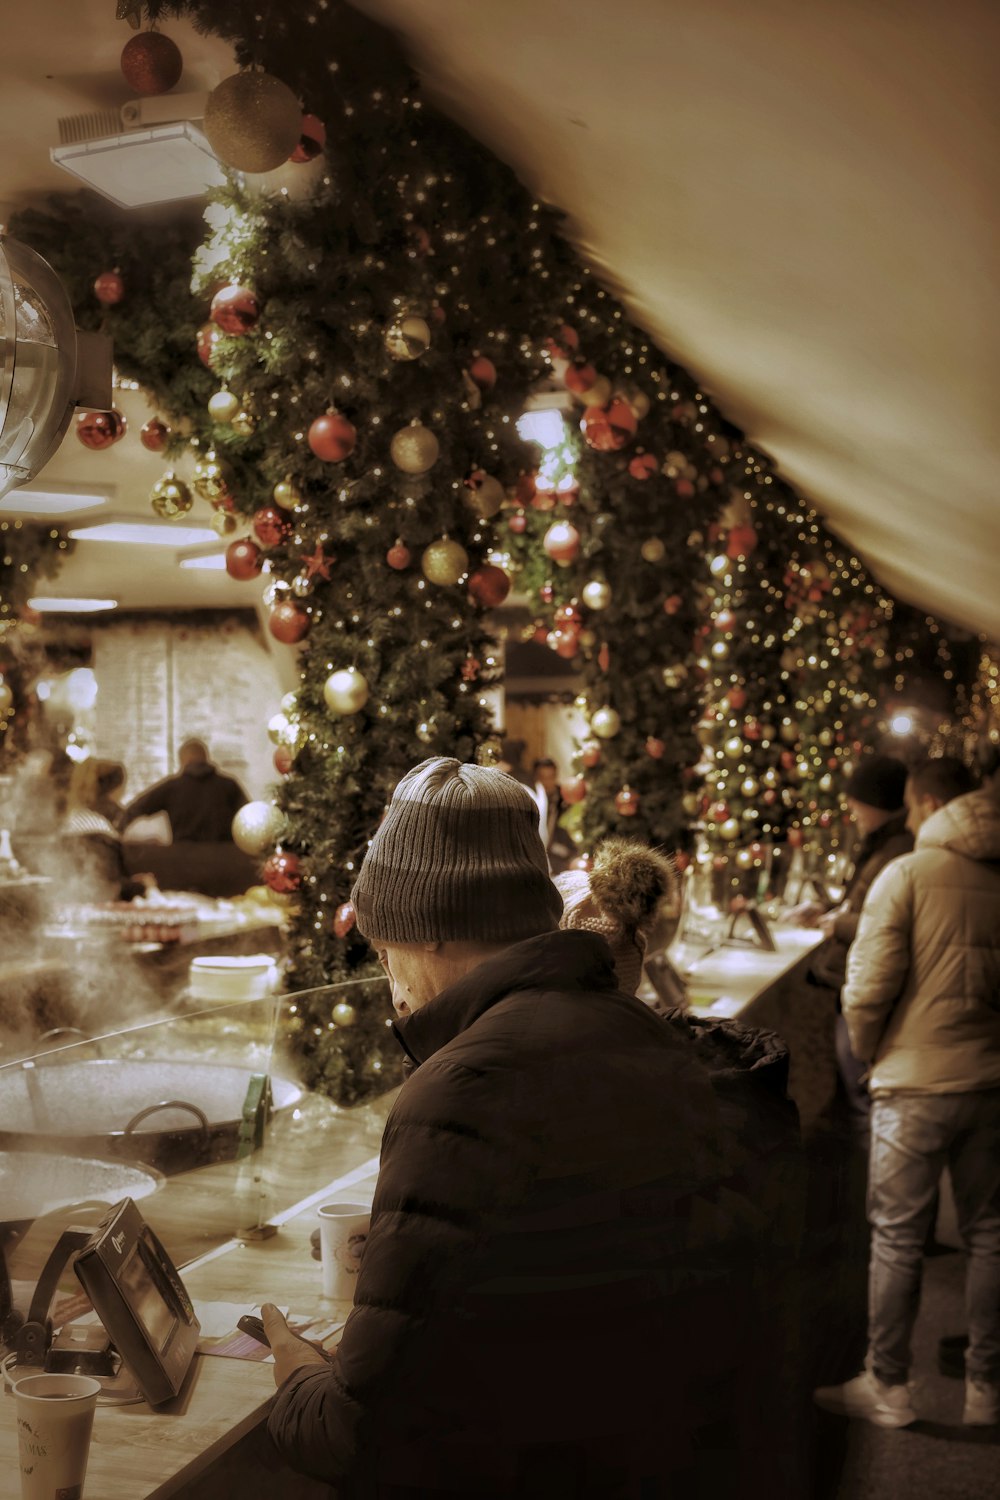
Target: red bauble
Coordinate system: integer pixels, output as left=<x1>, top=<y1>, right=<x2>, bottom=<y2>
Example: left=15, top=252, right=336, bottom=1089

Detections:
left=552, top=632, right=579, bottom=660
left=674, top=852, right=691, bottom=874
left=663, top=593, right=683, bottom=616
left=561, top=777, right=587, bottom=805
left=516, top=472, right=537, bottom=506
left=539, top=583, right=554, bottom=605
left=274, top=745, right=295, bottom=775
left=253, top=506, right=292, bottom=549
left=386, top=542, right=411, bottom=570
left=75, top=408, right=127, bottom=449
left=726, top=686, right=747, bottom=711
left=308, top=411, right=357, bottom=462
left=210, top=285, right=260, bottom=335
left=290, top=112, right=327, bottom=162
left=546, top=323, right=579, bottom=360
left=555, top=603, right=582, bottom=628
left=93, top=270, right=124, bottom=306
left=197, top=321, right=222, bottom=369
left=508, top=511, right=528, bottom=535
left=645, top=737, right=666, bottom=759
left=710, top=801, right=731, bottom=823
left=787, top=828, right=804, bottom=849
left=581, top=741, right=602, bottom=769
left=564, top=360, right=598, bottom=395
left=780, top=750, right=798, bottom=771
left=333, top=901, right=356, bottom=939
left=262, top=850, right=301, bottom=893
left=467, top=564, right=511, bottom=609
left=120, top=32, right=183, bottom=95
left=530, top=486, right=557, bottom=513
left=628, top=453, right=658, bottom=481
left=597, top=642, right=611, bottom=673
left=532, top=624, right=549, bottom=645
left=140, top=418, right=169, bottom=452
left=542, top=521, right=580, bottom=564
left=225, top=539, right=263, bottom=580
left=580, top=398, right=638, bottom=452
left=615, top=787, right=640, bottom=817
left=727, top=523, right=759, bottom=559
left=715, top=609, right=737, bottom=634
left=675, top=478, right=696, bottom=499
left=467, top=356, right=497, bottom=391
left=268, top=601, right=311, bottom=644
left=744, top=718, right=763, bottom=741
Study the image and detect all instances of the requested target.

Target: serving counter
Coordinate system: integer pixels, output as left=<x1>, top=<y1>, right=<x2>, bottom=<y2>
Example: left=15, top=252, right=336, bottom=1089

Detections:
left=1, top=931, right=827, bottom=1497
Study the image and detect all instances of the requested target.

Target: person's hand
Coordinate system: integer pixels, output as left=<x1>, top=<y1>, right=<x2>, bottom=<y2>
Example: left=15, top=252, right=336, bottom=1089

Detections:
left=261, top=1304, right=332, bottom=1388
left=788, top=901, right=824, bottom=928
left=816, top=911, right=838, bottom=939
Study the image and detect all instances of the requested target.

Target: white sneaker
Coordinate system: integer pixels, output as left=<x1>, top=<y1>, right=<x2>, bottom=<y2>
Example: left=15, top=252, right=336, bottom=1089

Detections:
left=963, top=1378, right=999, bottom=1426
left=814, top=1368, right=917, bottom=1428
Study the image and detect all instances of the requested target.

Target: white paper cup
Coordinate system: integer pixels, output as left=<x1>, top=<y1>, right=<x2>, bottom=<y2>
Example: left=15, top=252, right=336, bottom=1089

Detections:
left=317, top=1201, right=371, bottom=1300
left=14, top=1372, right=100, bottom=1500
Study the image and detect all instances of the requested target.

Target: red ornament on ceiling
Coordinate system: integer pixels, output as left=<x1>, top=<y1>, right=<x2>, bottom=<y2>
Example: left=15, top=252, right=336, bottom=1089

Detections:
left=252, top=506, right=292, bottom=549
left=580, top=399, right=638, bottom=452
left=139, top=418, right=169, bottom=452
left=290, top=112, right=327, bottom=162
left=262, top=850, right=301, bottom=893
left=93, top=269, right=124, bottom=306
left=467, top=564, right=511, bottom=609
left=268, top=601, right=311, bottom=644
left=120, top=31, right=183, bottom=96
left=308, top=411, right=357, bottom=462
left=75, top=409, right=127, bottom=450
left=225, top=538, right=263, bottom=580
left=210, top=285, right=260, bottom=335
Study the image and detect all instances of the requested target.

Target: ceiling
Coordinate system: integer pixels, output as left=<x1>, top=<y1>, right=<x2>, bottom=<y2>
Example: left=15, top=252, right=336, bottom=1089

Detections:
left=1, top=0, right=997, bottom=634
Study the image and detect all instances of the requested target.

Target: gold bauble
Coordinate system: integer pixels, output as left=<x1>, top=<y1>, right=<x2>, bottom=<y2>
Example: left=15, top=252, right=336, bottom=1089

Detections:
left=331, top=1002, right=358, bottom=1027
left=415, top=720, right=435, bottom=744
left=210, top=510, right=239, bottom=537
left=150, top=471, right=193, bottom=519
left=720, top=817, right=741, bottom=841
left=421, top=538, right=468, bottom=586
left=663, top=665, right=688, bottom=689
left=735, top=848, right=754, bottom=869
left=203, top=71, right=302, bottom=174
left=208, top=389, right=240, bottom=424
left=464, top=474, right=505, bottom=519
left=591, top=706, right=621, bottom=740
left=323, top=667, right=369, bottom=715
left=192, top=450, right=233, bottom=503
left=581, top=579, right=612, bottom=611
left=231, top=407, right=256, bottom=437
left=390, top=421, right=439, bottom=474
left=723, top=735, right=744, bottom=759
left=741, top=777, right=759, bottom=797
left=232, top=800, right=287, bottom=856
left=273, top=478, right=302, bottom=510
left=640, top=537, right=666, bottom=563
left=384, top=315, right=431, bottom=361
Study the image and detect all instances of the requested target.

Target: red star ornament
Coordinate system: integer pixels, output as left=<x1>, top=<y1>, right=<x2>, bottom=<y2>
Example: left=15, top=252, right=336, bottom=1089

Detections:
left=302, top=542, right=335, bottom=581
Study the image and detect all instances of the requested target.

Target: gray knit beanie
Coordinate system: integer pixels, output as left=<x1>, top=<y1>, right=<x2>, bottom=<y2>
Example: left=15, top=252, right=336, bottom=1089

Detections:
left=351, top=757, right=563, bottom=944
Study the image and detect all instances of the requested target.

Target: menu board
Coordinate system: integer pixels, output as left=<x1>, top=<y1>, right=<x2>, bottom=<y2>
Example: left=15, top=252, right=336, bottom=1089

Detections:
left=92, top=617, right=282, bottom=801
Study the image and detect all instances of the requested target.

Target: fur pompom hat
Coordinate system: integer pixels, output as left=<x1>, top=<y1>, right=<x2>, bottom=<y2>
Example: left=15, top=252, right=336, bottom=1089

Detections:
left=554, top=839, right=677, bottom=995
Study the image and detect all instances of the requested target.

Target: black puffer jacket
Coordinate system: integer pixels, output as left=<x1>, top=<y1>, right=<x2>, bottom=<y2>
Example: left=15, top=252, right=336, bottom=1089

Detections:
left=268, top=931, right=770, bottom=1498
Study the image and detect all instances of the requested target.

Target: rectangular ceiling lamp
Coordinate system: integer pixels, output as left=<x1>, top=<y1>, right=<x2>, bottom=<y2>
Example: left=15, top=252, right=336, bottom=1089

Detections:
left=50, top=122, right=225, bottom=209
left=0, top=488, right=109, bottom=517
left=28, top=597, right=119, bottom=613
left=179, top=553, right=228, bottom=570
left=68, top=521, right=220, bottom=547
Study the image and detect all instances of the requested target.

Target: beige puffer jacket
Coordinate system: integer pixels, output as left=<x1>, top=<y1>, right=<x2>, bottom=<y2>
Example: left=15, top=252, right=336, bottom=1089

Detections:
left=842, top=789, right=1000, bottom=1095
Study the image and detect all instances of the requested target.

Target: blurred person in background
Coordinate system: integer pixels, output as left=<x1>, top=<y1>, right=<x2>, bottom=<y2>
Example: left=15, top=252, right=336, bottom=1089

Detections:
left=64, top=758, right=153, bottom=902
left=121, top=738, right=247, bottom=843
left=816, top=755, right=1000, bottom=1429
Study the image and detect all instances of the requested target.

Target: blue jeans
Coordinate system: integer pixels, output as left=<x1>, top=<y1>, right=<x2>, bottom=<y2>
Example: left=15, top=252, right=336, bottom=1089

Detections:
left=867, top=1088, right=1000, bottom=1384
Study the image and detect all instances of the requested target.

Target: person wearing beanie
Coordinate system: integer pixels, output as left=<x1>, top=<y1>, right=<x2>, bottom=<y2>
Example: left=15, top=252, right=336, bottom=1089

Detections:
left=804, top=751, right=913, bottom=1140
left=554, top=837, right=677, bottom=996
left=264, top=757, right=766, bottom=1499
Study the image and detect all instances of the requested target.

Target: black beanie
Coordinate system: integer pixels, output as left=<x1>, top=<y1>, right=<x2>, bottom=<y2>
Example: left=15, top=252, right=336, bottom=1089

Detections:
left=351, top=757, right=563, bottom=944
left=845, top=753, right=907, bottom=811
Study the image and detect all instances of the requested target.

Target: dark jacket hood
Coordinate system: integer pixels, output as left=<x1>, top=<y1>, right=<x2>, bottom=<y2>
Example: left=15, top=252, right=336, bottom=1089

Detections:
left=392, top=929, right=617, bottom=1067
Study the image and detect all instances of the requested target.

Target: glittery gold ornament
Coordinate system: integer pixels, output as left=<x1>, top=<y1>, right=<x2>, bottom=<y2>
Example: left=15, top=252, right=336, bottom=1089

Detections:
left=203, top=71, right=302, bottom=174
left=591, top=706, right=621, bottom=740
left=384, top=315, right=431, bottom=360
left=421, top=538, right=468, bottom=586
left=390, top=421, right=439, bottom=474
left=640, top=537, right=666, bottom=563
left=230, top=407, right=256, bottom=437
left=150, top=471, right=193, bottom=519
left=720, top=817, right=741, bottom=841
left=581, top=579, right=612, bottom=611
left=331, top=1002, right=358, bottom=1027
left=232, top=800, right=286, bottom=856
left=192, top=450, right=233, bottom=504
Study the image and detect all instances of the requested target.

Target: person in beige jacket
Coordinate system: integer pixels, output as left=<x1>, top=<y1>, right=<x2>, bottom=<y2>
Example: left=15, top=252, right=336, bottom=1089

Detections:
left=815, top=757, right=1000, bottom=1430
